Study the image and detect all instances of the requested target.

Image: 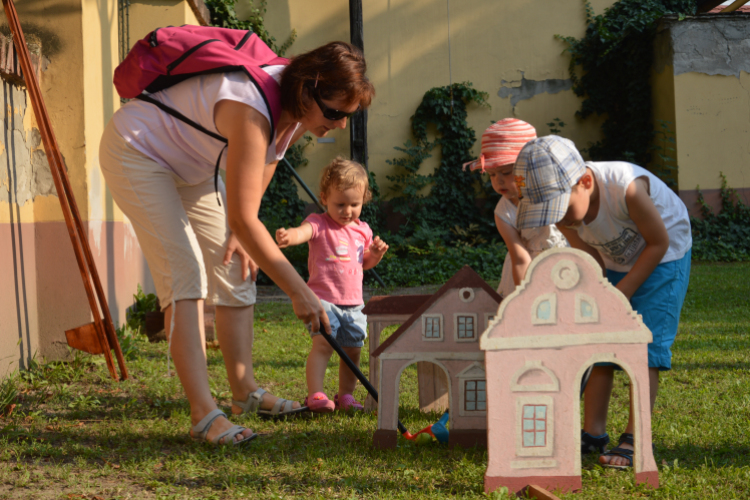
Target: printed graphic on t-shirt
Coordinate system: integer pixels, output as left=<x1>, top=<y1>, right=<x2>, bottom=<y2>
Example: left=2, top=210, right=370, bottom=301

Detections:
left=590, top=228, right=645, bottom=265
left=336, top=239, right=351, bottom=262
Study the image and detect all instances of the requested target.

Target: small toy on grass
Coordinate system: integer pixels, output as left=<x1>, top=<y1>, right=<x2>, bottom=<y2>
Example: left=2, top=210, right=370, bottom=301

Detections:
left=411, top=411, right=450, bottom=445
left=371, top=266, right=501, bottom=450
left=414, top=433, right=434, bottom=446
left=319, top=326, right=455, bottom=446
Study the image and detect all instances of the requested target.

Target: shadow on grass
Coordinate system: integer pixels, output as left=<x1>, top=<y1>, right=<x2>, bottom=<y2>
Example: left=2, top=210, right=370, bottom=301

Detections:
left=655, top=442, right=750, bottom=469
left=673, top=361, right=750, bottom=371
left=5, top=420, right=486, bottom=496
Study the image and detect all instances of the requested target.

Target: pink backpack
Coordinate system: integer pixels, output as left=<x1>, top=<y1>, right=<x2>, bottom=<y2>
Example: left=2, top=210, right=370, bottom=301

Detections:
left=114, top=25, right=289, bottom=203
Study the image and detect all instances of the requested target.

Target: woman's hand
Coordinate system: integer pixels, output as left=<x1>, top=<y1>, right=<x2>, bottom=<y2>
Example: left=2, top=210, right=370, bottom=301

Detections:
left=291, top=287, right=330, bottom=335
left=223, top=232, right=258, bottom=282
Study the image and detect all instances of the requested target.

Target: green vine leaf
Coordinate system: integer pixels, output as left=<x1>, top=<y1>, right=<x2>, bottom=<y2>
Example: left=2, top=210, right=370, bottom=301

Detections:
left=557, top=0, right=694, bottom=184
left=204, top=0, right=296, bottom=56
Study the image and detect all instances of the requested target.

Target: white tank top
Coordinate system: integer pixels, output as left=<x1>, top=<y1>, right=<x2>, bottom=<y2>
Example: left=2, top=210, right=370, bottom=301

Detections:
left=576, top=161, right=692, bottom=272
left=111, top=65, right=299, bottom=185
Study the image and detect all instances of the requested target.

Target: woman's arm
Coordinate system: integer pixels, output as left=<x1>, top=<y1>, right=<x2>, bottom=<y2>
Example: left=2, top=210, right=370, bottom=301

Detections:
left=615, top=177, right=669, bottom=300
left=495, top=215, right=532, bottom=286
left=557, top=224, right=607, bottom=274
left=215, top=99, right=328, bottom=333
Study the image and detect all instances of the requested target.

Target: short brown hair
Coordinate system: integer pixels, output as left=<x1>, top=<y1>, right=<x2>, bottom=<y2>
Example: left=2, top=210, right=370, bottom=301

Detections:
left=280, top=42, right=375, bottom=119
left=319, top=157, right=372, bottom=204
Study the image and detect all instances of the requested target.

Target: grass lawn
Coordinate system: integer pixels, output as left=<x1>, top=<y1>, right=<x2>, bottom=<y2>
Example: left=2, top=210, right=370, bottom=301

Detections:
left=1, top=262, right=749, bottom=499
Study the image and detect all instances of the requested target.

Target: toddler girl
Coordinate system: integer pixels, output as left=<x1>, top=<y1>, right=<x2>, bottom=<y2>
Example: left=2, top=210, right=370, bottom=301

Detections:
left=276, top=157, right=388, bottom=412
left=464, top=119, right=567, bottom=298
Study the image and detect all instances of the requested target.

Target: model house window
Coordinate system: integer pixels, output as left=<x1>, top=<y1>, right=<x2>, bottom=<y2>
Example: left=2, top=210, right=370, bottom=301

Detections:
left=522, top=404, right=547, bottom=447
left=537, top=301, right=551, bottom=320
left=531, top=293, right=557, bottom=325
left=424, top=316, right=442, bottom=339
left=465, top=380, right=486, bottom=411
left=581, top=300, right=593, bottom=317
left=575, top=293, right=599, bottom=323
left=485, top=313, right=495, bottom=330
left=457, top=315, right=475, bottom=339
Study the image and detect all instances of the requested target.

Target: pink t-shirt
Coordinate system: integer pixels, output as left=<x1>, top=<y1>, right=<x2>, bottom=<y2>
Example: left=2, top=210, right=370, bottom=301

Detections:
left=305, top=213, right=373, bottom=305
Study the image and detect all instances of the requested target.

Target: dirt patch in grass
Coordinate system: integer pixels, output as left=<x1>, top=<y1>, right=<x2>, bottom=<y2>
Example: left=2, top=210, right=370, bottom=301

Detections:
left=0, top=461, right=157, bottom=500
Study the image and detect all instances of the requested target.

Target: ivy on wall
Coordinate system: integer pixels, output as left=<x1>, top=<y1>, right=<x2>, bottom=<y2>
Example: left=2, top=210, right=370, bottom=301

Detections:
left=385, top=82, right=496, bottom=245
left=557, top=0, right=694, bottom=183
left=691, top=173, right=750, bottom=262
left=202, top=3, right=505, bottom=285
left=204, top=0, right=296, bottom=56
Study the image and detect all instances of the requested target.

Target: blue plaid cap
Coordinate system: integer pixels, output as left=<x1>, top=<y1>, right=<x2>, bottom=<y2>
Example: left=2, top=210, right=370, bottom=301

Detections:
left=514, top=136, right=586, bottom=229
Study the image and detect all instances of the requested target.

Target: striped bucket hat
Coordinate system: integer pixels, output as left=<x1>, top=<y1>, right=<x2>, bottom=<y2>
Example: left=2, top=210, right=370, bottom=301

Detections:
left=514, top=136, right=586, bottom=229
left=463, top=118, right=537, bottom=172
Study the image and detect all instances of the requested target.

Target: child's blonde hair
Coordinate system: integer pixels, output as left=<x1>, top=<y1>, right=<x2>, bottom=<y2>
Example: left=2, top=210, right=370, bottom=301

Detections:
left=319, top=156, right=372, bottom=204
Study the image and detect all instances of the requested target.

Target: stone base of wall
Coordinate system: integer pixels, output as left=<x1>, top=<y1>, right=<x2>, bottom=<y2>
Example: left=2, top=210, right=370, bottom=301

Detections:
left=0, top=219, right=150, bottom=377
left=680, top=187, right=750, bottom=218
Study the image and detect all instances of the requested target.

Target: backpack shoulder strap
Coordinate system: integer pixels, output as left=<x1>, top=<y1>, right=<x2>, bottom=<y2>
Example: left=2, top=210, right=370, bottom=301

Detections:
left=135, top=94, right=227, bottom=144
left=243, top=65, right=284, bottom=139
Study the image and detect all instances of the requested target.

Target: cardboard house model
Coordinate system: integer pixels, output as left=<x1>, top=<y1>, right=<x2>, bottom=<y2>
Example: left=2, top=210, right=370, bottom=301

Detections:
left=371, top=266, right=501, bottom=449
left=480, top=248, right=658, bottom=494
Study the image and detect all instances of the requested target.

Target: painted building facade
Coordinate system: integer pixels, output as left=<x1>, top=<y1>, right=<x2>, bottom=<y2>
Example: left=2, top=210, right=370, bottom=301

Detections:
left=480, top=248, right=658, bottom=494
left=653, top=12, right=750, bottom=216
left=0, top=0, right=207, bottom=377
left=263, top=2, right=749, bottom=216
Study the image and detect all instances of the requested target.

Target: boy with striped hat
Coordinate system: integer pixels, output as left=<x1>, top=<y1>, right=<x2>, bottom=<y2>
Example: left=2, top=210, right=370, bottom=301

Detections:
left=464, top=118, right=567, bottom=298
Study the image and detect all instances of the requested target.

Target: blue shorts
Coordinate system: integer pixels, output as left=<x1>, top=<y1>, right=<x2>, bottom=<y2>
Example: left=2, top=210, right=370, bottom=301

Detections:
left=605, top=250, right=691, bottom=370
left=307, top=299, right=367, bottom=348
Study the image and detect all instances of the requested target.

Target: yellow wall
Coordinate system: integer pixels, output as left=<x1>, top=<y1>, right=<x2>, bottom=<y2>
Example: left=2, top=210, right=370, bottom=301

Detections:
left=673, top=71, right=750, bottom=192
left=652, top=16, right=750, bottom=207
left=0, top=0, right=87, bottom=224
left=264, top=0, right=615, bottom=194
left=651, top=63, right=678, bottom=187
left=129, top=0, right=200, bottom=41
left=82, top=0, right=123, bottom=225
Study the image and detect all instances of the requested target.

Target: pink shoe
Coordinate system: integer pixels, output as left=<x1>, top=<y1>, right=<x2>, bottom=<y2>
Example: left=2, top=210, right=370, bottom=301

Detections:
left=304, top=392, right=335, bottom=413
left=334, top=393, right=364, bottom=412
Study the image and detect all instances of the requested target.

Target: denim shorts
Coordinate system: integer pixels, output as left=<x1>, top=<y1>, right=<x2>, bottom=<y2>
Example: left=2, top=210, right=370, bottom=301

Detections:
left=605, top=250, right=691, bottom=370
left=307, top=299, right=368, bottom=348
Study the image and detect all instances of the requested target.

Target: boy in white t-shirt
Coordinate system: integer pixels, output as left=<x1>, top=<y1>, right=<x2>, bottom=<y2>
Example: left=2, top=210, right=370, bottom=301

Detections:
left=514, top=136, right=692, bottom=469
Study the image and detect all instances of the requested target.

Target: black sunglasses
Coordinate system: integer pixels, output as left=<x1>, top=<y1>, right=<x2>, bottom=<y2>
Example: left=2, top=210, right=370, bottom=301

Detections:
left=310, top=87, right=360, bottom=121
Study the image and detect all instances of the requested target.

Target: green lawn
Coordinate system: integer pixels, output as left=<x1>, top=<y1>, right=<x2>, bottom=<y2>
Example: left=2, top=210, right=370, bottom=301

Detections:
left=1, top=262, right=749, bottom=499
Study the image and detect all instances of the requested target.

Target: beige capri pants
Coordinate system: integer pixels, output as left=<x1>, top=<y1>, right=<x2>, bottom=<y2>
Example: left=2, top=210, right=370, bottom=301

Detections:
left=99, top=122, right=256, bottom=311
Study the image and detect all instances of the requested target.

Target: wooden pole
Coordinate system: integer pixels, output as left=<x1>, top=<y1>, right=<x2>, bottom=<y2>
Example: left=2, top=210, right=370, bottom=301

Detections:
left=2, top=0, right=128, bottom=380
left=349, top=0, right=368, bottom=169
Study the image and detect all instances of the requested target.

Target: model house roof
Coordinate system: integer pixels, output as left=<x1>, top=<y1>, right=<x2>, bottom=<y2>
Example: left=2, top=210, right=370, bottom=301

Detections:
left=480, top=248, right=651, bottom=352
left=362, top=294, right=431, bottom=316
left=372, top=266, right=501, bottom=358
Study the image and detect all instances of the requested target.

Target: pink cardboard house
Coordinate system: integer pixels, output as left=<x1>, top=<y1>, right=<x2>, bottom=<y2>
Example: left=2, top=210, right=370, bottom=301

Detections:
left=371, top=266, right=501, bottom=449
left=480, top=248, right=658, bottom=494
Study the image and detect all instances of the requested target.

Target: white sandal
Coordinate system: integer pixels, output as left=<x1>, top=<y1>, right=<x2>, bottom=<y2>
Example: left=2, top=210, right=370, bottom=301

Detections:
left=190, top=409, right=257, bottom=446
left=232, top=388, right=308, bottom=419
